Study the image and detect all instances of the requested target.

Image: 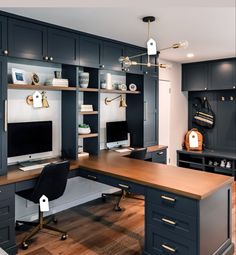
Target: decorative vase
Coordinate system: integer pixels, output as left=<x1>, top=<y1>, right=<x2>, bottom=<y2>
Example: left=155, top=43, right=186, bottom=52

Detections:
left=79, top=72, right=90, bottom=88
left=78, top=127, right=91, bottom=134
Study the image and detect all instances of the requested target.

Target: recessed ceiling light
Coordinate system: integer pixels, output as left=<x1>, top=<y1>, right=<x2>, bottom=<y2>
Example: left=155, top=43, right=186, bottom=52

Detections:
left=187, top=53, right=194, bottom=58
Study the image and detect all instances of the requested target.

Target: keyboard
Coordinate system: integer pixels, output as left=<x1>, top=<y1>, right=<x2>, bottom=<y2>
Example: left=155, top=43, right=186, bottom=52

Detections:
left=19, top=163, right=50, bottom=171
left=115, top=148, right=133, bottom=153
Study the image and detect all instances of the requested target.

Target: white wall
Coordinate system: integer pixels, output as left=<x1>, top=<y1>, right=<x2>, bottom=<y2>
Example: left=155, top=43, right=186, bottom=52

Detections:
left=159, top=59, right=188, bottom=166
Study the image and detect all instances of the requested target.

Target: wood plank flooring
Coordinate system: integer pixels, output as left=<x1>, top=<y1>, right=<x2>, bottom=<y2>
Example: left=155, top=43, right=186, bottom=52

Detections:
left=16, top=182, right=236, bottom=255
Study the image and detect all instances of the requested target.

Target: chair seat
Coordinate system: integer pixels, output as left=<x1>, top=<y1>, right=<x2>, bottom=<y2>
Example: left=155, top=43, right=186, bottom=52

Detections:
left=16, top=189, right=35, bottom=202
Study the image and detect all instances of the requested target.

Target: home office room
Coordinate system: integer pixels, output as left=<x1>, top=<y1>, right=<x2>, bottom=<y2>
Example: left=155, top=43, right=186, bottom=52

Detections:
left=0, top=1, right=235, bottom=255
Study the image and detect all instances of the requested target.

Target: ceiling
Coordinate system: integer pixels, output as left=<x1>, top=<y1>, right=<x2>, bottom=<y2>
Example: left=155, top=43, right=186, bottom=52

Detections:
left=1, top=0, right=235, bottom=63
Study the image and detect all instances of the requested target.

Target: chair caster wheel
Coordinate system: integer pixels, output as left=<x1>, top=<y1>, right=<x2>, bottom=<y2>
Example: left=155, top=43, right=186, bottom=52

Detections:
left=15, top=222, right=21, bottom=230
left=61, top=234, right=68, bottom=240
left=102, top=194, right=106, bottom=202
left=22, top=242, right=29, bottom=250
left=53, top=218, right=58, bottom=224
left=114, top=206, right=122, bottom=212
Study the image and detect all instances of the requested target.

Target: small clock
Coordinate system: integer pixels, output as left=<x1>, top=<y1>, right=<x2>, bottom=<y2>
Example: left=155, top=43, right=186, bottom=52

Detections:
left=32, top=73, right=40, bottom=85
left=129, top=83, right=137, bottom=91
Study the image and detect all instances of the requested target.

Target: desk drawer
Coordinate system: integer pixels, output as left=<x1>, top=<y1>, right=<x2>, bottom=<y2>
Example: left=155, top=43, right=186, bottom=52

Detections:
left=152, top=150, right=166, bottom=164
left=78, top=168, right=108, bottom=184
left=0, top=218, right=15, bottom=250
left=147, top=188, right=197, bottom=216
left=0, top=198, right=15, bottom=222
left=146, top=203, right=196, bottom=240
left=0, top=184, right=14, bottom=200
left=145, top=224, right=197, bottom=255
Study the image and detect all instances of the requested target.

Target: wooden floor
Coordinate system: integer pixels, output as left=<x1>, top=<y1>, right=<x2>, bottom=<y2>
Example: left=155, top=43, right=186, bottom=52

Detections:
left=16, top=182, right=236, bottom=255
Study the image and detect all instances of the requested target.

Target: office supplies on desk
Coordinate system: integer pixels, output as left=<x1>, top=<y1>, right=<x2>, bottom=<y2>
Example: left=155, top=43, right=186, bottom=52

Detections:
left=19, top=162, right=50, bottom=171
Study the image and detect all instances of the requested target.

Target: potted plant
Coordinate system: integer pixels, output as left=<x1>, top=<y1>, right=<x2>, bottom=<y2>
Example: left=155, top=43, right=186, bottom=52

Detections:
left=78, top=124, right=91, bottom=134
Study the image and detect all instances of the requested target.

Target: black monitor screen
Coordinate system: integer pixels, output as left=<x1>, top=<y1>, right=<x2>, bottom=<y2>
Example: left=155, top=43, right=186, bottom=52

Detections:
left=8, top=121, right=52, bottom=157
left=106, top=121, right=128, bottom=143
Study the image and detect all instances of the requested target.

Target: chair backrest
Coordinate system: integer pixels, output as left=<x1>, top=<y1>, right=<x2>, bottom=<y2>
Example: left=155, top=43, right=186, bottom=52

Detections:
left=31, top=161, right=69, bottom=203
left=129, top=148, right=147, bottom=160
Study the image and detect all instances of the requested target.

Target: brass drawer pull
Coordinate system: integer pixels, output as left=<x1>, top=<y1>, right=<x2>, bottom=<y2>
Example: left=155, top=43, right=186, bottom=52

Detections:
left=158, top=151, right=164, bottom=155
left=118, top=184, right=129, bottom=189
left=161, top=217, right=176, bottom=226
left=87, top=175, right=97, bottom=180
left=161, top=195, right=176, bottom=202
left=161, top=244, right=176, bottom=253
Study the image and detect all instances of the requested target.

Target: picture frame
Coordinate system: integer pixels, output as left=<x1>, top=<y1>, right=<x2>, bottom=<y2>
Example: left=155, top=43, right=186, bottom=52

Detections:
left=12, top=68, right=27, bottom=85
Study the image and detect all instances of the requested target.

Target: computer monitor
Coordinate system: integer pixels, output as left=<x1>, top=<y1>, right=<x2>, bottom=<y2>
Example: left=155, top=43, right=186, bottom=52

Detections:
left=8, top=121, right=52, bottom=161
left=106, top=121, right=128, bottom=149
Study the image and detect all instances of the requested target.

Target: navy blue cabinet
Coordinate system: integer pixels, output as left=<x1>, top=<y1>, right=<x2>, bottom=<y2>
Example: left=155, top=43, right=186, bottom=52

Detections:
left=182, top=62, right=208, bottom=91
left=0, top=57, right=7, bottom=176
left=8, top=18, right=47, bottom=61
left=79, top=35, right=101, bottom=68
left=101, top=41, right=123, bottom=71
left=123, top=46, right=143, bottom=74
left=0, top=16, right=7, bottom=56
left=47, top=28, right=79, bottom=65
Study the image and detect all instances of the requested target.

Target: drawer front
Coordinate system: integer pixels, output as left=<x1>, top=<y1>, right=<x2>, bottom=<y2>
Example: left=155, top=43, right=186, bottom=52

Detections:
left=152, top=150, right=166, bottom=164
left=147, top=188, right=197, bottom=216
left=145, top=225, right=197, bottom=255
left=78, top=168, right=107, bottom=184
left=146, top=203, right=197, bottom=240
left=0, top=219, right=15, bottom=250
left=0, top=185, right=14, bottom=200
left=0, top=198, right=15, bottom=222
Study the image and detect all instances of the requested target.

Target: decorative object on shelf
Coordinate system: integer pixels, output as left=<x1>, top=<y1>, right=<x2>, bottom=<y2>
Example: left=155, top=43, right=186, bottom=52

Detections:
left=184, top=128, right=203, bottom=151
left=118, top=16, right=188, bottom=69
left=78, top=146, right=83, bottom=154
left=41, top=91, right=49, bottom=108
left=80, top=104, right=93, bottom=112
left=100, top=80, right=106, bottom=89
left=31, top=73, right=40, bottom=85
left=117, top=83, right=127, bottom=91
left=79, top=72, right=90, bottom=88
left=78, top=124, right=91, bottom=134
left=12, top=68, right=27, bottom=84
left=54, top=71, right=62, bottom=79
left=78, top=152, right=89, bottom=157
left=45, top=78, right=69, bottom=87
left=106, top=73, right=112, bottom=90
left=129, top=83, right=137, bottom=91
left=105, top=95, right=127, bottom=108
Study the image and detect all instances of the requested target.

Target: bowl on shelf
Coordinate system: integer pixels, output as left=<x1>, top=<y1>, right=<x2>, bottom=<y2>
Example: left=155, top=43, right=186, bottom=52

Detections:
left=78, top=124, right=91, bottom=134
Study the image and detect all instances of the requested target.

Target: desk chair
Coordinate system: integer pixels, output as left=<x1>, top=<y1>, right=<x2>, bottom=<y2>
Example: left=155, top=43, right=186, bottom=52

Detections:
left=102, top=148, right=147, bottom=211
left=16, top=161, right=69, bottom=250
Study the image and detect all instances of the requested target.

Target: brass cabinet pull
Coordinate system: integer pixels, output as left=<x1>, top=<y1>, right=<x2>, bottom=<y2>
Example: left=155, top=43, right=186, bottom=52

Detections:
left=118, top=184, right=129, bottom=189
left=161, top=244, right=176, bottom=253
left=4, top=100, right=8, bottom=132
left=161, top=217, right=176, bottom=226
left=161, top=195, right=176, bottom=202
left=87, top=175, right=97, bottom=180
left=158, top=151, right=164, bottom=155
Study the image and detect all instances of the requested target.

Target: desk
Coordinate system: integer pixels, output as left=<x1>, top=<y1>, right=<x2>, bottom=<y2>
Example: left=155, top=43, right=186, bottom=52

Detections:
left=0, top=148, right=234, bottom=255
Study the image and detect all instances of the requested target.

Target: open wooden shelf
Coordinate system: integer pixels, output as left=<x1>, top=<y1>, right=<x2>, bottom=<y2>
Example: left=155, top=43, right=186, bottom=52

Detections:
left=8, top=84, right=77, bottom=91
left=79, top=133, right=98, bottom=138
left=100, top=89, right=141, bottom=94
left=79, top=111, right=98, bottom=115
left=79, top=88, right=99, bottom=92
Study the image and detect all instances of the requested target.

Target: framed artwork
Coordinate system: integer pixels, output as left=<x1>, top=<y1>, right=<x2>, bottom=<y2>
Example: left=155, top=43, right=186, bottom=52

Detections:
left=12, top=68, right=27, bottom=84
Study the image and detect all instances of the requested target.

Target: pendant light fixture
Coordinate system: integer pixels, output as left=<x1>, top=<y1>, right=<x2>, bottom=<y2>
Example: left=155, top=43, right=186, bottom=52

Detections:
left=119, top=16, right=188, bottom=69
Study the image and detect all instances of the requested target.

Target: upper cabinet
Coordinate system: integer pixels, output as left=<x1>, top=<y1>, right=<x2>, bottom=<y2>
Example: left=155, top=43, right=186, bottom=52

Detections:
left=182, top=58, right=236, bottom=91
left=79, top=35, right=101, bottom=68
left=8, top=18, right=47, bottom=61
left=47, top=28, right=79, bottom=65
left=0, top=16, right=7, bottom=56
left=182, top=62, right=208, bottom=91
left=101, top=41, right=123, bottom=71
left=209, top=58, right=236, bottom=90
left=123, top=46, right=143, bottom=74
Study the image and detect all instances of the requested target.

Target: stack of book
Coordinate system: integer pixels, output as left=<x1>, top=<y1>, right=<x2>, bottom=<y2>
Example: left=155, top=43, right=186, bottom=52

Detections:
left=80, top=104, right=93, bottom=112
left=45, top=78, right=69, bottom=87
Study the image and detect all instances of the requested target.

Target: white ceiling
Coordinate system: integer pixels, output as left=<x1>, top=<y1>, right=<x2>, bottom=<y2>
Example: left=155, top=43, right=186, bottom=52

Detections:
left=1, top=0, right=235, bottom=63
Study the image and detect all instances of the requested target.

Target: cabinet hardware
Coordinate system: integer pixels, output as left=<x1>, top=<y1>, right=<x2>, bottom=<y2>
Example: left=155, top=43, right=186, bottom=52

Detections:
left=100, top=64, right=105, bottom=68
left=233, top=86, right=236, bottom=89
left=87, top=175, right=97, bottom=180
left=204, top=88, right=207, bottom=90
left=161, top=244, right=176, bottom=253
left=161, top=195, right=176, bottom=202
left=144, top=101, right=147, bottom=121
left=161, top=217, right=176, bottom=226
left=0, top=190, right=2, bottom=193
left=44, top=56, right=49, bottom=60
left=118, top=184, right=129, bottom=189
left=49, top=56, right=53, bottom=61
left=158, top=151, right=164, bottom=155
left=4, top=100, right=8, bottom=132
left=3, top=49, right=8, bottom=55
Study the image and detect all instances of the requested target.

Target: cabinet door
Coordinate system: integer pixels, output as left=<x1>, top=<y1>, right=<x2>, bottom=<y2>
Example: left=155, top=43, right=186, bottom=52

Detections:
left=47, top=28, right=79, bottom=65
left=143, top=74, right=158, bottom=147
left=123, top=46, right=143, bottom=74
left=79, top=35, right=101, bottom=68
left=102, top=41, right=123, bottom=71
left=8, top=18, right=47, bottom=61
left=0, top=57, right=7, bottom=176
left=182, top=62, right=208, bottom=91
left=0, top=16, right=7, bottom=56
left=209, top=58, right=236, bottom=90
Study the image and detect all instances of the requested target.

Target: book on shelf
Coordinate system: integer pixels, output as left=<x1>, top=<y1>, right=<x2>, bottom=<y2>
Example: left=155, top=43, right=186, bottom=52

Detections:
left=80, top=104, right=93, bottom=112
left=78, top=152, right=89, bottom=157
left=45, top=78, right=69, bottom=87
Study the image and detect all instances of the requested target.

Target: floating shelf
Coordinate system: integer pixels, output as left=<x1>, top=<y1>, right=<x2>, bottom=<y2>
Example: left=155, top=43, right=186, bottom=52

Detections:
left=79, top=88, right=99, bottom=92
left=79, top=133, right=98, bottom=138
left=100, top=89, right=141, bottom=94
left=79, top=111, right=99, bottom=115
left=8, top=84, right=77, bottom=91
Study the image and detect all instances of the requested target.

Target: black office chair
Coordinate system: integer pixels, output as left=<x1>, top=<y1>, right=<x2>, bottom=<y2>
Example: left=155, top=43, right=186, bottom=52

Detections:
left=16, top=161, right=70, bottom=250
left=102, top=148, right=147, bottom=211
